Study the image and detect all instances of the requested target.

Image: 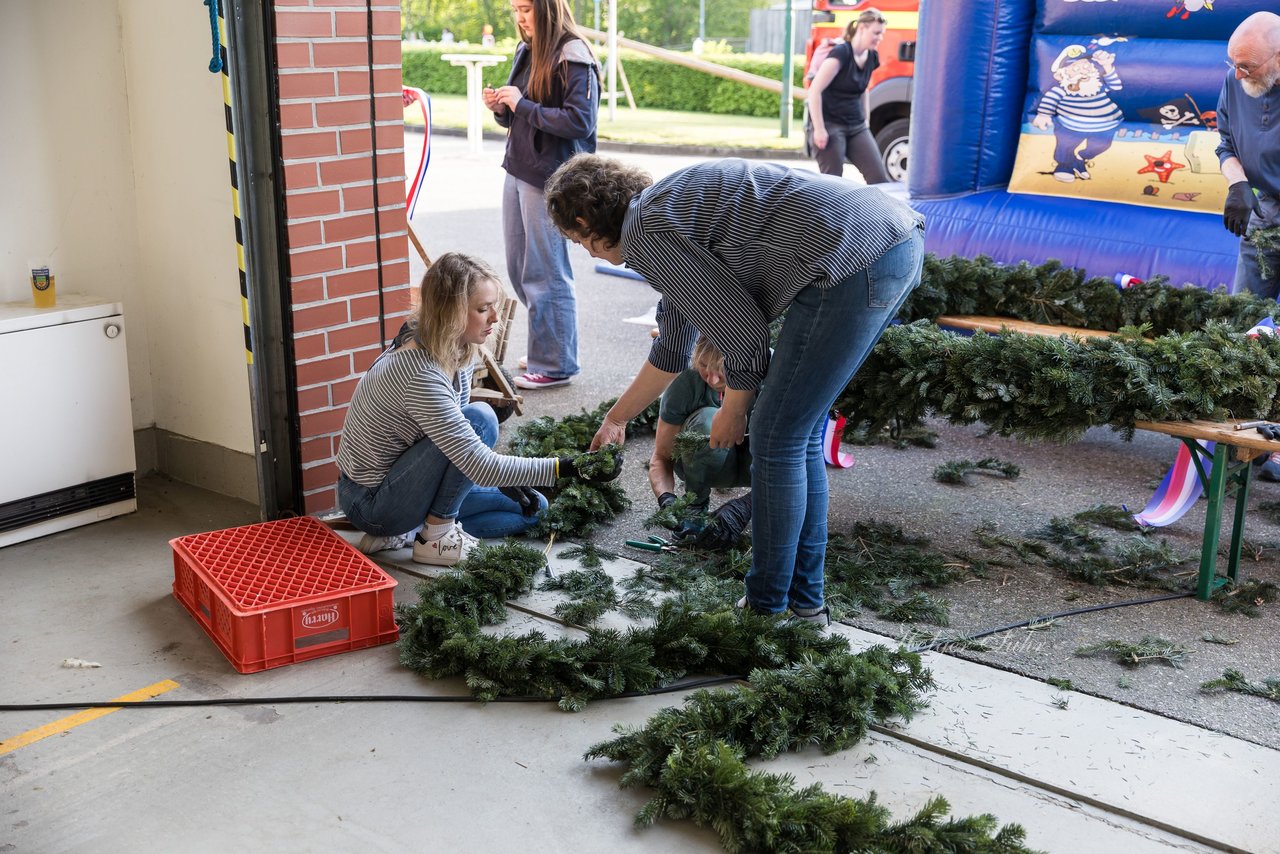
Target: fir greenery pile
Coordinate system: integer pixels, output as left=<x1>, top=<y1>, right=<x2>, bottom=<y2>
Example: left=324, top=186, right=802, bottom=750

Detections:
left=900, top=255, right=1280, bottom=334
left=833, top=255, right=1280, bottom=443
left=837, top=320, right=1280, bottom=443
left=507, top=400, right=659, bottom=539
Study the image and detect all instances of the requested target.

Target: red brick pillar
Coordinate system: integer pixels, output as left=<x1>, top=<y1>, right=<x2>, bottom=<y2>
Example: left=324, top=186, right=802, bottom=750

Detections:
left=273, top=1, right=410, bottom=514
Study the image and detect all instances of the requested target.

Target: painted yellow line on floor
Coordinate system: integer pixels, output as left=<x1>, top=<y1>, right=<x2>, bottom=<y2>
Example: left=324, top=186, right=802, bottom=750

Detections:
left=0, top=679, right=180, bottom=757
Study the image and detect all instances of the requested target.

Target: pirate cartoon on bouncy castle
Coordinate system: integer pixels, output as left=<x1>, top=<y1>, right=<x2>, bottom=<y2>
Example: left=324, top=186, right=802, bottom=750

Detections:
left=1031, top=43, right=1125, bottom=183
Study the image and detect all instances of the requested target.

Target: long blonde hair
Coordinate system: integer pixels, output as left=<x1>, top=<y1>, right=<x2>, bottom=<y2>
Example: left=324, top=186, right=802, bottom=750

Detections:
left=406, top=252, right=501, bottom=377
left=521, top=0, right=594, bottom=104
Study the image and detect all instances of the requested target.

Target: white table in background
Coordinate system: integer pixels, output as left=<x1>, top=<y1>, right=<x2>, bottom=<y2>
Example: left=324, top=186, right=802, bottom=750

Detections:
left=441, top=53, right=507, bottom=154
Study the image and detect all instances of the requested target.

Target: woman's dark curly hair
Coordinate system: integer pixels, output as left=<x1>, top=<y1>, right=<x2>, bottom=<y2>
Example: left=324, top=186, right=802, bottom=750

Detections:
left=544, top=154, right=652, bottom=249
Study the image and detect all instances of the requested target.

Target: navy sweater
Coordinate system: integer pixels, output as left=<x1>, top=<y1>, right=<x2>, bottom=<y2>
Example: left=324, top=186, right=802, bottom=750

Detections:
left=494, top=38, right=599, bottom=190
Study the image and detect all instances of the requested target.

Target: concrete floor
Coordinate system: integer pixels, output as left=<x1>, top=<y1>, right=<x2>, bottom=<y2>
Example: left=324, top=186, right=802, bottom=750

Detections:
left=5, top=135, right=1280, bottom=853
left=2, top=476, right=1277, bottom=852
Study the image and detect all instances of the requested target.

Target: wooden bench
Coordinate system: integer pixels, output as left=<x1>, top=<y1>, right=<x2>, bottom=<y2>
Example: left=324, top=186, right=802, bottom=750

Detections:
left=937, top=315, right=1279, bottom=600
left=936, top=315, right=1125, bottom=341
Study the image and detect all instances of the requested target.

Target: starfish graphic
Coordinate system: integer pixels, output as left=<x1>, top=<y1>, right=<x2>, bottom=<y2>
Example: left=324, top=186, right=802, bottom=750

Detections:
left=1137, top=150, right=1186, bottom=183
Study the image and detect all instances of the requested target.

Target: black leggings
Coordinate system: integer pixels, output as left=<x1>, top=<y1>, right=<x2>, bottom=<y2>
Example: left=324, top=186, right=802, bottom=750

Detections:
left=811, top=121, right=889, bottom=184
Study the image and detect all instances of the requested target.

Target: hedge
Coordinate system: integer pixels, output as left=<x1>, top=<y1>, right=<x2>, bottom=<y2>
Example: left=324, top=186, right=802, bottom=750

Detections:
left=401, top=44, right=805, bottom=120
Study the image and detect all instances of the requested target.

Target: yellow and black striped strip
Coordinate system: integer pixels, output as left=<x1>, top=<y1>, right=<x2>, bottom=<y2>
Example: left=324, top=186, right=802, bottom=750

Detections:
left=220, top=10, right=254, bottom=364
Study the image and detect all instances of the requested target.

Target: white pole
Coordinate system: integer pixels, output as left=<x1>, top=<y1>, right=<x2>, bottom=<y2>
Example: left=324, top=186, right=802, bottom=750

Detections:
left=607, top=0, right=618, bottom=122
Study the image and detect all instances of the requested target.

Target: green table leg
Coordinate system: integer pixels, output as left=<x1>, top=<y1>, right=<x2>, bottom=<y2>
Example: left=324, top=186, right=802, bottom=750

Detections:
left=1197, top=443, right=1229, bottom=601
left=1227, top=456, right=1253, bottom=586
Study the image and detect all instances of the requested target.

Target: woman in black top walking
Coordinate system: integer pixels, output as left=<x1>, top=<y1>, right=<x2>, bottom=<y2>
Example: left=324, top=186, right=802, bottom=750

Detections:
left=806, top=7, right=890, bottom=182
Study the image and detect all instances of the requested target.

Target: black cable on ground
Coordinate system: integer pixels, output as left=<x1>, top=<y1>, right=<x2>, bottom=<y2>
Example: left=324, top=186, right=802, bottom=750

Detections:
left=906, top=590, right=1194, bottom=653
left=0, top=674, right=743, bottom=713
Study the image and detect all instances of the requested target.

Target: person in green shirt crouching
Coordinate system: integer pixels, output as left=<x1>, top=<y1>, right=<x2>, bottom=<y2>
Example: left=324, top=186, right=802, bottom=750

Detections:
left=649, top=337, right=754, bottom=547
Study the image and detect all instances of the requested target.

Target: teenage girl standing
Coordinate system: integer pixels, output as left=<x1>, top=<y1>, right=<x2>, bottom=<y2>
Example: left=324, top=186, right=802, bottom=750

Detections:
left=806, top=7, right=891, bottom=183
left=483, top=0, right=600, bottom=390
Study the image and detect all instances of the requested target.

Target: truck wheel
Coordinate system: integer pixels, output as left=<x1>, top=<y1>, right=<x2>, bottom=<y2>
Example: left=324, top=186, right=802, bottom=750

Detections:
left=874, top=118, right=910, bottom=182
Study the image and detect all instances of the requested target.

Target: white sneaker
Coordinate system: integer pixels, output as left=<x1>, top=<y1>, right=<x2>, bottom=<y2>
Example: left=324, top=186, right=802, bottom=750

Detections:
left=356, top=531, right=415, bottom=554
left=517, top=355, right=528, bottom=370
left=412, top=524, right=477, bottom=566
left=788, top=605, right=832, bottom=626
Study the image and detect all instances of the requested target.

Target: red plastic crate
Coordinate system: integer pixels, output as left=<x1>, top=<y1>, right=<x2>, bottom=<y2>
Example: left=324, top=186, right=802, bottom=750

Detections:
left=170, top=516, right=398, bottom=673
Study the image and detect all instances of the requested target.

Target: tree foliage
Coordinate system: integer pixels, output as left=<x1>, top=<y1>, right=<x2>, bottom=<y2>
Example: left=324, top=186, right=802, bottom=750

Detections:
left=401, top=0, right=773, bottom=48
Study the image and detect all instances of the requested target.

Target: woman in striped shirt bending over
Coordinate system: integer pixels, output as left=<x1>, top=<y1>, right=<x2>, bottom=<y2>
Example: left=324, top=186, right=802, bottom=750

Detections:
left=336, top=253, right=616, bottom=567
left=545, top=155, right=924, bottom=623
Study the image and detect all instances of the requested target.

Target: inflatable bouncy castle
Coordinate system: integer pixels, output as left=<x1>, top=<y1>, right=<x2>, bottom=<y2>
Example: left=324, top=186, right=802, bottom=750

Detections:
left=909, top=0, right=1273, bottom=289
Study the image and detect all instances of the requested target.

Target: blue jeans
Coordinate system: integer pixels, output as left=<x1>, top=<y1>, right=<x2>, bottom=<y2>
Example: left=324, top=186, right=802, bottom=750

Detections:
left=1234, top=194, right=1280, bottom=300
left=337, top=403, right=547, bottom=539
left=744, top=226, right=924, bottom=614
left=502, top=173, right=580, bottom=379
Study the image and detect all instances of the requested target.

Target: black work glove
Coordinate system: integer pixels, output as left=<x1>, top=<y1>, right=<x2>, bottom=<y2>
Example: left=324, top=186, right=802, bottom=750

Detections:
left=1224, top=181, right=1262, bottom=237
left=1259, top=423, right=1280, bottom=441
left=692, top=493, right=753, bottom=550
left=657, top=491, right=678, bottom=509
left=558, top=450, right=625, bottom=483
left=499, top=485, right=543, bottom=517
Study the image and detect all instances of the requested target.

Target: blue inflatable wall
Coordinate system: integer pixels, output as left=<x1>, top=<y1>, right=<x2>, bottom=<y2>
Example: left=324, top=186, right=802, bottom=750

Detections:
left=908, top=0, right=1272, bottom=289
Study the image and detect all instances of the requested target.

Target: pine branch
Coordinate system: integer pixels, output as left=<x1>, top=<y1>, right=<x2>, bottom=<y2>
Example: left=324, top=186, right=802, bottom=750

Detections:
left=556, top=542, right=619, bottom=569
left=933, top=457, right=1021, bottom=485
left=671, top=428, right=710, bottom=468
left=1073, top=504, right=1144, bottom=533
left=1247, top=225, right=1280, bottom=280
left=1075, top=636, right=1191, bottom=669
left=1210, top=578, right=1279, bottom=618
left=1200, top=669, right=1280, bottom=702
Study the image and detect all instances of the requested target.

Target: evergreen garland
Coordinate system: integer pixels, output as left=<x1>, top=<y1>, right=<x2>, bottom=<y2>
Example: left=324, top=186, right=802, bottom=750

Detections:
left=396, top=541, right=850, bottom=710
left=836, top=320, right=1280, bottom=443
left=901, top=255, right=1280, bottom=334
left=831, top=256, right=1280, bottom=442
left=586, top=652, right=1035, bottom=852
left=395, top=542, right=1033, bottom=850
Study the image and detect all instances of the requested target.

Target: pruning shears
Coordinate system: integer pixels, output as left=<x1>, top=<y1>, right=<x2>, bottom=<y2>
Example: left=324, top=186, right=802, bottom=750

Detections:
left=625, top=535, right=679, bottom=553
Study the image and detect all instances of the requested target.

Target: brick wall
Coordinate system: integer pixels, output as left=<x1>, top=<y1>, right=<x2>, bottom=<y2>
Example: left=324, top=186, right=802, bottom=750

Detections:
left=274, top=0, right=410, bottom=514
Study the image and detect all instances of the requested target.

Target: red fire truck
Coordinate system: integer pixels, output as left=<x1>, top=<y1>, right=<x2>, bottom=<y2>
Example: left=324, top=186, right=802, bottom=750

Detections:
left=805, top=0, right=917, bottom=181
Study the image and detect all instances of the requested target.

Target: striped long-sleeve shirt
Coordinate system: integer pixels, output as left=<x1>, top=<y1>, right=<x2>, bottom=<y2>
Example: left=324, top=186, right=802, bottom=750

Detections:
left=619, top=159, right=923, bottom=391
left=1035, top=73, right=1124, bottom=134
left=336, top=343, right=556, bottom=489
